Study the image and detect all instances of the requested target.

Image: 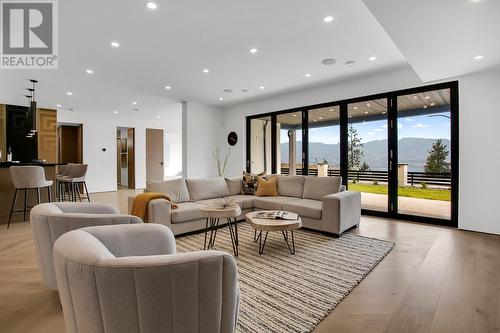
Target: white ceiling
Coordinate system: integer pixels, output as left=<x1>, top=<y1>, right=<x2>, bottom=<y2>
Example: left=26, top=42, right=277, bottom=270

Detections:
left=0, top=0, right=497, bottom=113
left=0, top=0, right=407, bottom=112
left=363, top=0, right=500, bottom=82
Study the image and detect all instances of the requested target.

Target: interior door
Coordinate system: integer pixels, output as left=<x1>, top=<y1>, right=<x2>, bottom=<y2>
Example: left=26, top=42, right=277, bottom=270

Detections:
left=146, top=128, right=164, bottom=181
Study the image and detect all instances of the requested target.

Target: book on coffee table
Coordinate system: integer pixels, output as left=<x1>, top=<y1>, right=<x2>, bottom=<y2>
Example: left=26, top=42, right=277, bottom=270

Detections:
left=254, top=211, right=299, bottom=220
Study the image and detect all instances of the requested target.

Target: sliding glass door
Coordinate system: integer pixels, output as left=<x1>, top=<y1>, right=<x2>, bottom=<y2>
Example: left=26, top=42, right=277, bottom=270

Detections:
left=396, top=88, right=452, bottom=219
left=246, top=81, right=458, bottom=227
left=347, top=98, right=388, bottom=212
left=276, top=111, right=303, bottom=175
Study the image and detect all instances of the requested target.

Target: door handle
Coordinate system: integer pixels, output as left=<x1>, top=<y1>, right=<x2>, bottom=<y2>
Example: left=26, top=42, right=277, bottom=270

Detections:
left=160, top=162, right=164, bottom=166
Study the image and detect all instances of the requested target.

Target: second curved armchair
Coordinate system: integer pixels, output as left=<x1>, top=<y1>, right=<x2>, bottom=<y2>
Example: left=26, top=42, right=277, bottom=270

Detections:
left=53, top=224, right=240, bottom=333
left=30, top=202, right=143, bottom=290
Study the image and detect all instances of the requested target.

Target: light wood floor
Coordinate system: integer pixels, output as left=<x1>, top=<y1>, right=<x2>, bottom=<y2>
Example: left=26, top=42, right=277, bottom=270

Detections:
left=1, top=189, right=499, bottom=333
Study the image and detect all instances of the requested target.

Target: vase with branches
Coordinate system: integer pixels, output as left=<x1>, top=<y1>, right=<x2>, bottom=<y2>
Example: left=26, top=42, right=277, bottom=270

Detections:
left=213, top=147, right=231, bottom=176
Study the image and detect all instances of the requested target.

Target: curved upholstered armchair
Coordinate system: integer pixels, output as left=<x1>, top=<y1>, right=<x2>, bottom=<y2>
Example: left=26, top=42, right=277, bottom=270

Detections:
left=53, top=224, right=240, bottom=333
left=30, top=202, right=143, bottom=290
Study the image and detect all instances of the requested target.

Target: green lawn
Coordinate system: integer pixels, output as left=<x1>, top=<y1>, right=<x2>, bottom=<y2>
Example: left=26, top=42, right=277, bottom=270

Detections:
left=348, top=183, right=451, bottom=201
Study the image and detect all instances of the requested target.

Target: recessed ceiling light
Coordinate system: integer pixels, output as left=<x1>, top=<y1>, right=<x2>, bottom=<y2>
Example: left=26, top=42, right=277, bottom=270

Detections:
left=425, top=96, right=430, bottom=99
left=292, top=114, right=297, bottom=117
left=202, top=69, right=210, bottom=73
left=224, top=89, right=234, bottom=93
left=348, top=115, right=353, bottom=118
left=110, top=41, right=120, bottom=48
left=382, top=111, right=387, bottom=114
left=366, top=103, right=371, bottom=107
left=249, top=48, right=258, bottom=54
left=113, top=110, right=118, bottom=114
left=430, top=102, right=436, bottom=106
left=329, top=108, right=333, bottom=111
left=56, top=104, right=61, bottom=107
left=413, top=95, right=419, bottom=99
left=474, top=55, right=484, bottom=60
left=321, top=58, right=336, bottom=65
left=219, top=97, right=224, bottom=101
left=364, top=111, right=369, bottom=114
left=146, top=2, right=158, bottom=10
left=423, top=105, right=428, bottom=109
left=353, top=106, right=358, bottom=110
left=323, top=16, right=334, bottom=23
left=313, top=119, right=317, bottom=122
left=259, top=86, right=265, bottom=90
left=241, top=89, right=249, bottom=93
left=66, top=91, right=73, bottom=96
left=319, top=117, right=323, bottom=120
left=85, top=69, right=94, bottom=74
left=165, top=86, right=171, bottom=90
left=305, top=73, right=311, bottom=78
left=132, top=101, right=137, bottom=105
left=368, top=56, right=377, bottom=61
left=345, top=60, right=356, bottom=67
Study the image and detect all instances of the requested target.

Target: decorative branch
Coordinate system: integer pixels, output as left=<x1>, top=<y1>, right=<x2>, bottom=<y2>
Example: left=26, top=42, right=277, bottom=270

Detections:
left=213, top=146, right=231, bottom=176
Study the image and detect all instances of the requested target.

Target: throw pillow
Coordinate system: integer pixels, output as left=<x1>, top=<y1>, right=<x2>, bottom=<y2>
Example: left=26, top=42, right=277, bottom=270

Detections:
left=255, top=176, right=278, bottom=197
left=241, top=171, right=263, bottom=195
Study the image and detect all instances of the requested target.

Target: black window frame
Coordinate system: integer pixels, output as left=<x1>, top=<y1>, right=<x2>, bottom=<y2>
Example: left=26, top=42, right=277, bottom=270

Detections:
left=246, top=81, right=459, bottom=227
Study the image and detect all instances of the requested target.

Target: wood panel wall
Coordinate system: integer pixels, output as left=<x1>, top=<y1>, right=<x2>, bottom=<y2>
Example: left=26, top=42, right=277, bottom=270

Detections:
left=0, top=104, right=5, bottom=159
left=37, top=108, right=57, bottom=162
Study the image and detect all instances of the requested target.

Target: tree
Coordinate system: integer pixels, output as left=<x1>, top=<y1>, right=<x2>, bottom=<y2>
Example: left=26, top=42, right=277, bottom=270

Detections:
left=359, top=161, right=370, bottom=172
left=425, top=139, right=450, bottom=173
left=348, top=125, right=364, bottom=169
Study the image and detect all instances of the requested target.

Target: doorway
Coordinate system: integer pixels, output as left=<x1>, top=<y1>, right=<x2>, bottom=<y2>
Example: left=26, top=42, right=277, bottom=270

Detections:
left=57, top=123, right=83, bottom=163
left=116, top=127, right=135, bottom=189
left=146, top=128, right=164, bottom=181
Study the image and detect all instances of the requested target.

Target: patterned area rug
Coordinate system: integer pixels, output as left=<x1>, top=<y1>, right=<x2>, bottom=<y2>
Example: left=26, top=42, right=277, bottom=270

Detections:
left=176, top=222, right=394, bottom=333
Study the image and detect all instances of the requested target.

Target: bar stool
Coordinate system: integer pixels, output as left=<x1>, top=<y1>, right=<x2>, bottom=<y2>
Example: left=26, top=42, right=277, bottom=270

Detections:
left=58, top=164, right=90, bottom=202
left=56, top=164, right=74, bottom=201
left=8, top=166, right=53, bottom=228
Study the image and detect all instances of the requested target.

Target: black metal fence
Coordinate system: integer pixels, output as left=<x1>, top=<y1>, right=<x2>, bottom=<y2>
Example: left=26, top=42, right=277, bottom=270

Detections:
left=280, top=168, right=451, bottom=187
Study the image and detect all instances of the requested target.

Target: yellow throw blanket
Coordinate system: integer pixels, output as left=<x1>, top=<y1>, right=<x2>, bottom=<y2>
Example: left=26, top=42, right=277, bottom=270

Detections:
left=131, top=192, right=178, bottom=222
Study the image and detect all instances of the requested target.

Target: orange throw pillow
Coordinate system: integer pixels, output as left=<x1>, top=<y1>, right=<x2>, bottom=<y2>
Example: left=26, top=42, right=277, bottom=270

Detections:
left=255, top=176, right=278, bottom=197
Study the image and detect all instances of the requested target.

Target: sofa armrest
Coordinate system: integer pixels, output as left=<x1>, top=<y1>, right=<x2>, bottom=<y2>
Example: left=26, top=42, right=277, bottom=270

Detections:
left=322, top=190, right=361, bottom=235
left=128, top=195, right=173, bottom=226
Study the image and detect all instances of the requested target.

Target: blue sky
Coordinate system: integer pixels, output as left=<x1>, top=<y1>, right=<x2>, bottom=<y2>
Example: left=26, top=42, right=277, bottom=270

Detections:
left=280, top=112, right=450, bottom=144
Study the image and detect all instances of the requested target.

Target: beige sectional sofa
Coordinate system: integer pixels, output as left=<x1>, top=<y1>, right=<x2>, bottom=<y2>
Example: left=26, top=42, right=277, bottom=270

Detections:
left=128, top=175, right=361, bottom=237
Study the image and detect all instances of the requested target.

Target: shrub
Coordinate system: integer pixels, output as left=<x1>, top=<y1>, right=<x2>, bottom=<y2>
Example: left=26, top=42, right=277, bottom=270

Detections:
left=373, top=179, right=379, bottom=185
left=421, top=181, right=428, bottom=189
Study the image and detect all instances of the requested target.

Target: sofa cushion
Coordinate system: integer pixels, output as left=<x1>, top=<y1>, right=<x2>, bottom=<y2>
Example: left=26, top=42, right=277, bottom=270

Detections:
left=253, top=196, right=300, bottom=210
left=283, top=199, right=322, bottom=219
left=225, top=177, right=242, bottom=196
left=145, top=179, right=190, bottom=203
left=171, top=202, right=207, bottom=223
left=186, top=177, right=230, bottom=201
left=277, top=175, right=305, bottom=198
left=241, top=172, right=262, bottom=195
left=255, top=176, right=278, bottom=197
left=225, top=195, right=255, bottom=210
left=302, top=176, right=342, bottom=201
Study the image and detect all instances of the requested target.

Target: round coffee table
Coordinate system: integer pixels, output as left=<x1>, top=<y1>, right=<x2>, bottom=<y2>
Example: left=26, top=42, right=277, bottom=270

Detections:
left=200, top=205, right=241, bottom=256
left=246, top=211, right=302, bottom=255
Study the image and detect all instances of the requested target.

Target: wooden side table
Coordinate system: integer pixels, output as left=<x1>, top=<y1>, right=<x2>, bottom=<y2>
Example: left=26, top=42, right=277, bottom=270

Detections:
left=200, top=205, right=241, bottom=256
left=246, top=211, right=302, bottom=255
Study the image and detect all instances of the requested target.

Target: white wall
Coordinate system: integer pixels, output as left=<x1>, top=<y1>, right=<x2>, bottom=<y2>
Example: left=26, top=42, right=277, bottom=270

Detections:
left=458, top=68, right=500, bottom=235
left=183, top=101, right=224, bottom=179
left=221, top=65, right=500, bottom=235
left=58, top=104, right=183, bottom=193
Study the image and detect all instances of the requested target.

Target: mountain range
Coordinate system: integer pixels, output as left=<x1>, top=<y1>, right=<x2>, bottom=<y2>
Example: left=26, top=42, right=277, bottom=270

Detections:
left=281, top=138, right=451, bottom=172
